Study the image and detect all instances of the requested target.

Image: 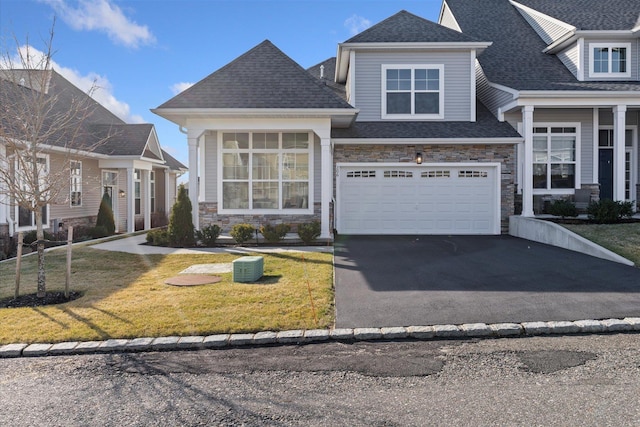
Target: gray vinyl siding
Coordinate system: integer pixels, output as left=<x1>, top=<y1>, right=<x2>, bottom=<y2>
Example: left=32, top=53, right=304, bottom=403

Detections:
left=353, top=50, right=472, bottom=121
left=512, top=3, right=572, bottom=45
left=204, top=132, right=218, bottom=202
left=583, top=38, right=639, bottom=81
left=558, top=43, right=579, bottom=79
left=439, top=2, right=461, bottom=32
left=49, top=155, right=102, bottom=223
left=475, top=64, right=514, bottom=117
left=505, top=108, right=595, bottom=183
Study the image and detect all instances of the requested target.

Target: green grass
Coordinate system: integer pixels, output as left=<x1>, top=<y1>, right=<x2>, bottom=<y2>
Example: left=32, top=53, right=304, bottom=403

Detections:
left=563, top=223, right=640, bottom=265
left=0, top=247, right=334, bottom=344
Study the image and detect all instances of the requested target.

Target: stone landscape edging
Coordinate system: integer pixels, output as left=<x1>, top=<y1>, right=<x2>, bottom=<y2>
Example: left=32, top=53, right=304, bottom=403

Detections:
left=2, top=317, right=640, bottom=358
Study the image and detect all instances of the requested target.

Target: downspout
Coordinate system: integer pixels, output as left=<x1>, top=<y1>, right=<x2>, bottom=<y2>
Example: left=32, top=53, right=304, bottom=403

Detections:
left=7, top=216, right=15, bottom=237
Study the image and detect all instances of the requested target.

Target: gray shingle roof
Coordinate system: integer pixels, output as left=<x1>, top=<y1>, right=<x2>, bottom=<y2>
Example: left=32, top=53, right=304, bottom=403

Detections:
left=332, top=101, right=521, bottom=139
left=1, top=70, right=182, bottom=168
left=158, top=40, right=353, bottom=110
left=306, top=57, right=347, bottom=101
left=161, top=149, right=187, bottom=171
left=345, top=10, right=484, bottom=43
left=515, top=0, right=640, bottom=30
left=446, top=0, right=640, bottom=91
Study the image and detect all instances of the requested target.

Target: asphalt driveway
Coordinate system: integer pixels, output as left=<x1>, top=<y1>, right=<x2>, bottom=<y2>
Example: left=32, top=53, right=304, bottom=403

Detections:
left=334, top=235, right=640, bottom=328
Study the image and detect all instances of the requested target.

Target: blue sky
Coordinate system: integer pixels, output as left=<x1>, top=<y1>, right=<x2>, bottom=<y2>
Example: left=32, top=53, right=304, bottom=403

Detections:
left=0, top=0, right=443, bottom=174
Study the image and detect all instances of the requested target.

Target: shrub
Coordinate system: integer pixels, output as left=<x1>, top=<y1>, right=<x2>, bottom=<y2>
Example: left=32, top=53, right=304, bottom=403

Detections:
left=168, top=184, right=195, bottom=247
left=196, top=224, right=222, bottom=246
left=22, top=230, right=54, bottom=246
left=587, top=199, right=635, bottom=224
left=549, top=199, right=578, bottom=218
left=96, top=192, right=116, bottom=236
left=146, top=228, right=169, bottom=246
left=260, top=223, right=291, bottom=243
left=230, top=223, right=255, bottom=244
left=89, top=226, right=109, bottom=239
left=297, top=221, right=321, bottom=244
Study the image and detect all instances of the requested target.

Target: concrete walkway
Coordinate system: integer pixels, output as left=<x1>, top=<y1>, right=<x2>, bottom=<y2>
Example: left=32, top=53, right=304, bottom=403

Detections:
left=90, top=233, right=333, bottom=255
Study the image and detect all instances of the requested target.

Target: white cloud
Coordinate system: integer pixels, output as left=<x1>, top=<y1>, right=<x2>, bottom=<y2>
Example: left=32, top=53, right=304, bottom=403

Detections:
left=40, top=0, right=155, bottom=48
left=7, top=45, right=144, bottom=124
left=344, top=14, right=371, bottom=35
left=170, top=82, right=194, bottom=95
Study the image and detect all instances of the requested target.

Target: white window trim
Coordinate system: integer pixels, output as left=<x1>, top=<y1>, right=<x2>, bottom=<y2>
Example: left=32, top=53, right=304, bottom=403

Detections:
left=381, top=64, right=445, bottom=120
left=150, top=170, right=156, bottom=213
left=70, top=160, right=82, bottom=207
left=14, top=153, right=50, bottom=231
left=588, top=43, right=631, bottom=78
left=532, top=122, right=581, bottom=195
left=217, top=131, right=315, bottom=215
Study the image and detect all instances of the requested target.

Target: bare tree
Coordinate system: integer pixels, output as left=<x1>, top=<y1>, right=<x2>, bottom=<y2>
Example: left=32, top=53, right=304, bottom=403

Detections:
left=0, top=21, right=111, bottom=298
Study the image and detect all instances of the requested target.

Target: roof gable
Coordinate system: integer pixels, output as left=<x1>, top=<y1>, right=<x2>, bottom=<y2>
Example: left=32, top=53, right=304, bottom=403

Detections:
left=514, top=0, right=640, bottom=31
left=157, top=40, right=352, bottom=110
left=345, top=10, right=483, bottom=43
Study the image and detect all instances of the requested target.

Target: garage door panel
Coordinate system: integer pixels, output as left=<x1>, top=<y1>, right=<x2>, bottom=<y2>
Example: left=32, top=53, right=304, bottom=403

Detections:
left=338, top=165, right=498, bottom=235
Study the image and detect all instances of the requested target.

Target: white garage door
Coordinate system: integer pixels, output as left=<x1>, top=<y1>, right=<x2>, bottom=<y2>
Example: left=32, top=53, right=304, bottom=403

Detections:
left=337, top=164, right=500, bottom=235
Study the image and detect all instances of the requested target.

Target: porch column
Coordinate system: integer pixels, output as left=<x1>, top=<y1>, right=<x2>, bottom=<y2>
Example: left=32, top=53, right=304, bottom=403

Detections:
left=521, top=105, right=535, bottom=217
left=187, top=136, right=199, bottom=229
left=164, top=169, right=171, bottom=217
left=613, top=105, right=627, bottom=201
left=126, top=167, right=135, bottom=233
left=320, top=137, right=332, bottom=239
left=0, top=143, right=7, bottom=225
left=143, top=169, right=151, bottom=230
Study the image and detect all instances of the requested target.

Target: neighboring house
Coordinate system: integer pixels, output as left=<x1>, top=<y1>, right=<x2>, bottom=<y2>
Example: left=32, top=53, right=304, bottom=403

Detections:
left=442, top=0, right=640, bottom=216
left=153, top=2, right=639, bottom=238
left=0, top=70, right=187, bottom=250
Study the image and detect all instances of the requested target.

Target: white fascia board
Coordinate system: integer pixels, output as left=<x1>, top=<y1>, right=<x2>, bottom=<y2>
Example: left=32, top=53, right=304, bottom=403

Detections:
left=488, top=81, right=519, bottom=96
left=545, top=30, right=635, bottom=54
left=438, top=1, right=462, bottom=32
left=332, top=137, right=522, bottom=145
left=152, top=107, right=357, bottom=119
left=2, top=137, right=110, bottom=159
left=146, top=127, right=165, bottom=162
left=98, top=157, right=157, bottom=170
left=339, top=41, right=492, bottom=52
left=500, top=91, right=640, bottom=112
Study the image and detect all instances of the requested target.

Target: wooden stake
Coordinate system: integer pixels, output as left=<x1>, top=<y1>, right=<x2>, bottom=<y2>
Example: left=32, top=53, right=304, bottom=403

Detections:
left=14, top=232, right=23, bottom=300
left=65, top=226, right=73, bottom=298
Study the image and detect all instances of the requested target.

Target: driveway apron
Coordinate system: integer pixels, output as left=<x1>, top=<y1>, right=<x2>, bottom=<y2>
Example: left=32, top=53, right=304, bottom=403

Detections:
left=334, top=235, right=640, bottom=328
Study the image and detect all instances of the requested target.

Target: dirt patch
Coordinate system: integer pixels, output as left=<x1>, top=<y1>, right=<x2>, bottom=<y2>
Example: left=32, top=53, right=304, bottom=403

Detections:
left=0, top=291, right=82, bottom=308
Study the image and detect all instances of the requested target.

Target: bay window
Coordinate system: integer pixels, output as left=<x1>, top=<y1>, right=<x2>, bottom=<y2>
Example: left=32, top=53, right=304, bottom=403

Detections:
left=221, top=132, right=311, bottom=211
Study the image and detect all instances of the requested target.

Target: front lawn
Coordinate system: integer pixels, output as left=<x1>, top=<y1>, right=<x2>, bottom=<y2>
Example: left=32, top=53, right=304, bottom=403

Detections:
left=0, top=247, right=334, bottom=344
left=563, top=223, right=640, bottom=265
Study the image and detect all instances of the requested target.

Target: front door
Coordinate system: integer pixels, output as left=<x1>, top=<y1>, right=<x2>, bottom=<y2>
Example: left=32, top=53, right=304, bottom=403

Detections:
left=102, top=171, right=119, bottom=232
left=598, top=149, right=613, bottom=200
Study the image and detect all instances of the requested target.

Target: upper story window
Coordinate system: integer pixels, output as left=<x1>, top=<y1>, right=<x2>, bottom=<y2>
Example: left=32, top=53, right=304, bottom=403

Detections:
left=382, top=64, right=444, bottom=119
left=70, top=160, right=82, bottom=207
left=589, top=43, right=631, bottom=78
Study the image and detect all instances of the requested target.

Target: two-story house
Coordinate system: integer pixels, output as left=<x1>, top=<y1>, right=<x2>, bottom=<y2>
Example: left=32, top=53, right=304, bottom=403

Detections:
left=442, top=0, right=640, bottom=217
left=153, top=10, right=521, bottom=238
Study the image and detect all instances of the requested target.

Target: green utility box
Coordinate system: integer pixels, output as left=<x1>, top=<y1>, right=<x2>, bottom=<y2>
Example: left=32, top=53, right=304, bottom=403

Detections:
left=232, top=256, right=264, bottom=282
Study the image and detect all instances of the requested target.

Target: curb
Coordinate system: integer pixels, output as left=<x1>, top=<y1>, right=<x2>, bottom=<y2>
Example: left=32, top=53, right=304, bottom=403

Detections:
left=2, top=317, right=640, bottom=359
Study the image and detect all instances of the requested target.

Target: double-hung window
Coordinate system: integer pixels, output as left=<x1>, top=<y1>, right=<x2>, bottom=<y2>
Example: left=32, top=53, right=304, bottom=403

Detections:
left=70, top=160, right=82, bottom=207
left=220, top=132, right=311, bottom=212
left=533, top=126, right=578, bottom=191
left=15, top=154, right=49, bottom=229
left=589, top=43, right=631, bottom=78
left=134, top=169, right=141, bottom=215
left=149, top=171, right=155, bottom=213
left=382, top=64, right=444, bottom=119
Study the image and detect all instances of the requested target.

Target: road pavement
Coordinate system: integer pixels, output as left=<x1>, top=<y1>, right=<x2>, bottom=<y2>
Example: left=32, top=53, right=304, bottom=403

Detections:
left=1, top=333, right=639, bottom=426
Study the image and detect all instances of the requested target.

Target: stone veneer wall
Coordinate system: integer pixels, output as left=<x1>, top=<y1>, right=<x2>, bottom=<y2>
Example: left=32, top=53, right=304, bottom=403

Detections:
left=199, top=202, right=322, bottom=232
left=333, top=144, right=517, bottom=233
left=53, top=215, right=97, bottom=233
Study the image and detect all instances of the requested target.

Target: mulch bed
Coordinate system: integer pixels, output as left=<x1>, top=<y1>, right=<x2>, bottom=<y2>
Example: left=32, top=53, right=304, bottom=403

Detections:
left=0, top=291, right=82, bottom=308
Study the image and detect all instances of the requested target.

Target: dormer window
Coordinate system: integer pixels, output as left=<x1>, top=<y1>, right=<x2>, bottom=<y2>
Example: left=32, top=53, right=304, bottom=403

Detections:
left=589, top=43, right=631, bottom=78
left=382, top=64, right=444, bottom=119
